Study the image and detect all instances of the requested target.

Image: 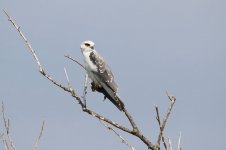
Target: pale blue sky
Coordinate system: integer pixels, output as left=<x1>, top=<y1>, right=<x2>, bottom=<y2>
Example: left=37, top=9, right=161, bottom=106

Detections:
left=1, top=0, right=226, bottom=149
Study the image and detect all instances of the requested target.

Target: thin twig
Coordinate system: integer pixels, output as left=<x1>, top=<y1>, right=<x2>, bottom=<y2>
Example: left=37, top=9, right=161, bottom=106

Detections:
left=65, top=55, right=87, bottom=106
left=168, top=137, right=172, bottom=150
left=155, top=106, right=161, bottom=145
left=178, top=132, right=182, bottom=150
left=3, top=10, right=44, bottom=75
left=65, top=55, right=85, bottom=69
left=82, top=74, right=88, bottom=107
left=64, top=55, right=87, bottom=104
left=166, top=91, right=176, bottom=103
left=34, top=120, right=45, bottom=150
left=64, top=67, right=71, bottom=88
left=2, top=102, right=8, bottom=134
left=1, top=102, right=16, bottom=150
left=100, top=120, right=135, bottom=150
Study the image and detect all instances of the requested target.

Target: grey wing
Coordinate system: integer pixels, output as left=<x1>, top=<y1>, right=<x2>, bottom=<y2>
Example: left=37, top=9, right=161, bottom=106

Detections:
left=90, top=51, right=118, bottom=92
left=90, top=51, right=125, bottom=111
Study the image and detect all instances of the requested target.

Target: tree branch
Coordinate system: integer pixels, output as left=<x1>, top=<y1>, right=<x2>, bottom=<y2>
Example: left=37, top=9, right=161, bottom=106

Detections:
left=168, top=137, right=172, bottom=150
left=82, top=73, right=88, bottom=107
left=178, top=132, right=182, bottom=150
left=1, top=102, right=16, bottom=150
left=33, top=120, right=45, bottom=150
left=3, top=10, right=44, bottom=75
left=64, top=67, right=71, bottom=88
left=65, top=55, right=85, bottom=69
left=100, top=120, right=135, bottom=150
left=155, top=106, right=168, bottom=150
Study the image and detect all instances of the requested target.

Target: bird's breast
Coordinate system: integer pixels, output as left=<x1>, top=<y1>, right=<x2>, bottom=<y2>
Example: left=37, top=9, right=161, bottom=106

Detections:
left=83, top=51, right=97, bottom=71
left=83, top=51, right=100, bottom=85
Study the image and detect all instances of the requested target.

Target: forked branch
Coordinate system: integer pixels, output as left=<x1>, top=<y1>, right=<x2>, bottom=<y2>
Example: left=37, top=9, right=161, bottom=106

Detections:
left=155, top=92, right=176, bottom=149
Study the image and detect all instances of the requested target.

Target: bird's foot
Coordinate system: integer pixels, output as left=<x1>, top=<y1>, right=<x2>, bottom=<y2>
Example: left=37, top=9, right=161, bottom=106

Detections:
left=91, top=82, right=97, bottom=92
left=91, top=82, right=104, bottom=93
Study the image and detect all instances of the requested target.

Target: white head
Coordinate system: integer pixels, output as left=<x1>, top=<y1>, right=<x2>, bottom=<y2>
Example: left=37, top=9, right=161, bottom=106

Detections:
left=80, top=40, right=95, bottom=53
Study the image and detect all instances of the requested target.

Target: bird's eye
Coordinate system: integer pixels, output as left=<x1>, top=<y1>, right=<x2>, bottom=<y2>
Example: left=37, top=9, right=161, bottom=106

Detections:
left=84, top=43, right=90, bottom=47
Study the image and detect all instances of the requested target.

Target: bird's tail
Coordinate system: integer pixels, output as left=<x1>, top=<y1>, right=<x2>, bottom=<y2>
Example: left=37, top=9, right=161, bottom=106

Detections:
left=102, top=89, right=125, bottom=111
left=91, top=82, right=125, bottom=111
left=108, top=94, right=125, bottom=111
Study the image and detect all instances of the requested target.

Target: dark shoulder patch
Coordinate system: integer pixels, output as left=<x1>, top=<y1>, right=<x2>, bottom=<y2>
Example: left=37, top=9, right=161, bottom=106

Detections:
left=89, top=51, right=96, bottom=65
left=89, top=51, right=106, bottom=73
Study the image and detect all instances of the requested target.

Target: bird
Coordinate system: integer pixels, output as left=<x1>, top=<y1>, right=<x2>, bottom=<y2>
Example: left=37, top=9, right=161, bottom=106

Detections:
left=80, top=40, right=125, bottom=111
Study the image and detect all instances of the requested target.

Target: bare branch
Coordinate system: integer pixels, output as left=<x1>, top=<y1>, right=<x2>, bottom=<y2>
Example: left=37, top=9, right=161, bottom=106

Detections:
left=166, top=91, right=176, bottom=103
left=1, top=102, right=16, bottom=150
left=2, top=103, right=9, bottom=134
left=82, top=74, right=88, bottom=107
left=156, top=92, right=176, bottom=150
left=123, top=108, right=139, bottom=133
left=168, top=137, right=172, bottom=150
left=155, top=106, right=167, bottom=150
left=161, top=93, right=176, bottom=131
left=178, top=132, right=182, bottom=150
left=100, top=120, right=135, bottom=150
left=65, top=55, right=85, bottom=69
left=155, top=106, right=161, bottom=145
left=34, top=120, right=45, bottom=150
left=64, top=67, right=71, bottom=88
left=3, top=10, right=44, bottom=74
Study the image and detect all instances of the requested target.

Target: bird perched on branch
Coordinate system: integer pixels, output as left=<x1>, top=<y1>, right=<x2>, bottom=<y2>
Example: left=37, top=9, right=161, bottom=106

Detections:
left=80, top=40, right=124, bottom=111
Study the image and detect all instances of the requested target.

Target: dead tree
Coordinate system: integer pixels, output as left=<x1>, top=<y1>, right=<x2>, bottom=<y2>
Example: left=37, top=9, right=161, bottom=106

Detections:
left=3, top=10, right=178, bottom=150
